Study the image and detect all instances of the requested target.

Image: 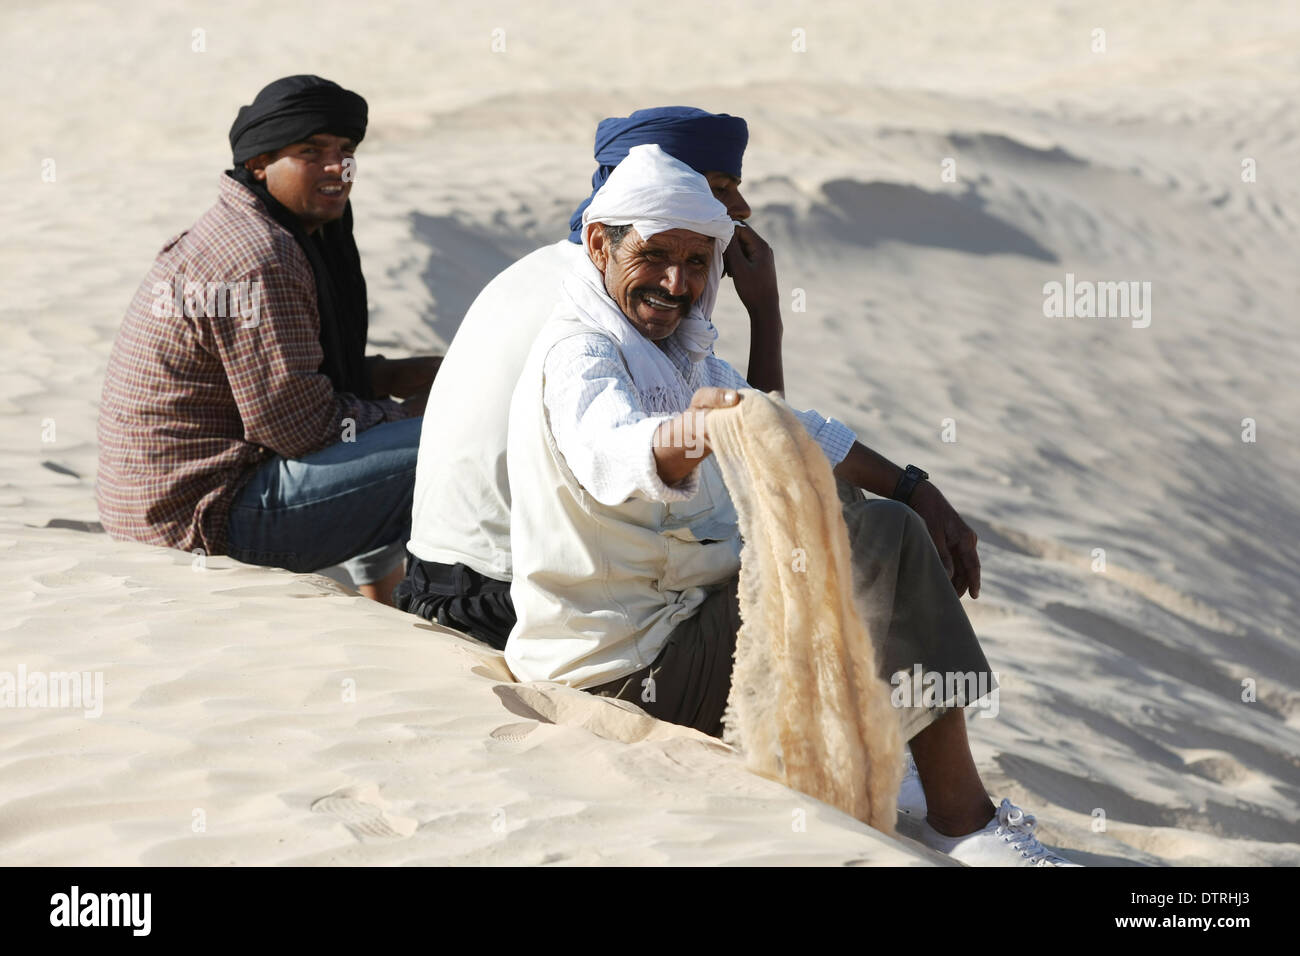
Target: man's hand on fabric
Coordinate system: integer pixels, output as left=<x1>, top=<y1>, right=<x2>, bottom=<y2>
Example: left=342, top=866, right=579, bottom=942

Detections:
left=690, top=386, right=742, bottom=454
left=653, top=387, right=741, bottom=486
left=369, top=355, right=442, bottom=399
left=909, top=480, right=981, bottom=600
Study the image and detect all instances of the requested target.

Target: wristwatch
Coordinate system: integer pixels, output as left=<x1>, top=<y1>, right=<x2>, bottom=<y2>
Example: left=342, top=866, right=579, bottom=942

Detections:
left=891, top=464, right=929, bottom=504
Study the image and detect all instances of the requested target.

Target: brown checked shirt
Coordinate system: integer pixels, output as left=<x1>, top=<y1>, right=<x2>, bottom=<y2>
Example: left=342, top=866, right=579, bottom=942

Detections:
left=96, top=174, right=411, bottom=555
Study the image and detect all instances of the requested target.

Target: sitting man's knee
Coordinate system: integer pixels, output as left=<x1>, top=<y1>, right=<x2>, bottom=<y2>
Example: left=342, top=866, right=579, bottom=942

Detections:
left=845, top=496, right=914, bottom=528
left=842, top=497, right=922, bottom=559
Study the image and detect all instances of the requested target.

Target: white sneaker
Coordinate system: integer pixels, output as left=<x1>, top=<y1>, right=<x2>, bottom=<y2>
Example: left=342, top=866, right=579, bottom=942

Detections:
left=897, top=753, right=927, bottom=819
left=917, top=798, right=1082, bottom=867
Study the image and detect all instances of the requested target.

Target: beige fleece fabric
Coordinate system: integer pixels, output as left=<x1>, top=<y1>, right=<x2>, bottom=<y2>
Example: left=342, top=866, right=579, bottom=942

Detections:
left=707, top=389, right=904, bottom=833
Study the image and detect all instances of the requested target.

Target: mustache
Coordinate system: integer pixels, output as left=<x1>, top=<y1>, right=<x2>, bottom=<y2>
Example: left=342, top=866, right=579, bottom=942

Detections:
left=633, top=287, right=692, bottom=307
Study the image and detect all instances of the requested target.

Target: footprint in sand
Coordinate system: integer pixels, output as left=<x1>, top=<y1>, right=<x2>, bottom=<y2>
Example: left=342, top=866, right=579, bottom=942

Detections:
left=470, top=656, right=516, bottom=682
left=1184, top=753, right=1251, bottom=785
left=310, top=785, right=418, bottom=840
left=489, top=721, right=541, bottom=742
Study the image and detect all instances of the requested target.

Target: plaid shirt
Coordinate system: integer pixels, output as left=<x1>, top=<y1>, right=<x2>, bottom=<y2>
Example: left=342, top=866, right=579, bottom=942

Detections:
left=96, top=174, right=411, bottom=555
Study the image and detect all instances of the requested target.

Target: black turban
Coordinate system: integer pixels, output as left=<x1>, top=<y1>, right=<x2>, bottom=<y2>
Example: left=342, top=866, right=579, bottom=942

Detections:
left=225, top=75, right=372, bottom=399
left=228, top=74, right=367, bottom=164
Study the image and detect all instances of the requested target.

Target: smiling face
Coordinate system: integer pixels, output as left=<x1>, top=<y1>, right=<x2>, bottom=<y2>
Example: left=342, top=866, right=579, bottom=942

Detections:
left=587, top=224, right=714, bottom=340
left=243, top=132, right=357, bottom=233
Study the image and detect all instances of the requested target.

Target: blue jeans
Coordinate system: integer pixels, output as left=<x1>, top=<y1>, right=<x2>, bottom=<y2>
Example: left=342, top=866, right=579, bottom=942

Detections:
left=226, top=417, right=420, bottom=585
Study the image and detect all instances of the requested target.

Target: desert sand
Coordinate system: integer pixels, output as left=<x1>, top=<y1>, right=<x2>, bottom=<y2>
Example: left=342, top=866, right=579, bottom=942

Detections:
left=2, top=0, right=1297, bottom=865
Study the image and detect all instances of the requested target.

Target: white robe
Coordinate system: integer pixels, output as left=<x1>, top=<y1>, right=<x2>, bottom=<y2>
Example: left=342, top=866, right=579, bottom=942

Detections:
left=407, top=239, right=586, bottom=579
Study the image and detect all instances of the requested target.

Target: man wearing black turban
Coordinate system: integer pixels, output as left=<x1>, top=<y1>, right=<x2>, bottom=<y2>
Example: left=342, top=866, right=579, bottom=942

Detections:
left=97, top=76, right=439, bottom=604
left=228, top=75, right=376, bottom=398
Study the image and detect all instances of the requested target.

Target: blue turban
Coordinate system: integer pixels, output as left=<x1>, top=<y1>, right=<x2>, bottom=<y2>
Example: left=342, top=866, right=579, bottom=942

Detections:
left=566, top=106, right=748, bottom=242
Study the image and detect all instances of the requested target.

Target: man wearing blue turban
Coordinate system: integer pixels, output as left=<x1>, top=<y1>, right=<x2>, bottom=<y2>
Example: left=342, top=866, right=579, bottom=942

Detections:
left=400, top=106, right=785, bottom=640
left=566, top=107, right=752, bottom=242
left=403, top=101, right=982, bottom=632
left=403, top=102, right=984, bottom=644
left=397, top=108, right=1078, bottom=866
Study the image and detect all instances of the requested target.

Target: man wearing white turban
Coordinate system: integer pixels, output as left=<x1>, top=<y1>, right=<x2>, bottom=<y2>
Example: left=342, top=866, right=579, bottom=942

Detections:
left=506, top=144, right=1077, bottom=867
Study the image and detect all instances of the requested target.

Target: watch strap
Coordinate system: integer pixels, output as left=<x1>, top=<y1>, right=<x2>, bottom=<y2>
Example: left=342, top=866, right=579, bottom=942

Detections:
left=892, top=464, right=929, bottom=504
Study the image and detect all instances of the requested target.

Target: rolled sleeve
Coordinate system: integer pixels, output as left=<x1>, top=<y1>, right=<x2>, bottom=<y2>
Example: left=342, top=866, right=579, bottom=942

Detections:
left=705, top=355, right=857, bottom=466
left=792, top=411, right=856, bottom=466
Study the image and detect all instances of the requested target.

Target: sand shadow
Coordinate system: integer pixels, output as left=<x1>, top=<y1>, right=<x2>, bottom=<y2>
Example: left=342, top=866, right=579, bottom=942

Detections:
left=409, top=212, right=534, bottom=343
left=811, top=180, right=1058, bottom=261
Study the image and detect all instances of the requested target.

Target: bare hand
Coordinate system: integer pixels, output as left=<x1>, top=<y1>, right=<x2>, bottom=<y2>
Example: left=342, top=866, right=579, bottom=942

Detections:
left=687, top=386, right=742, bottom=456
left=723, top=224, right=780, bottom=320
left=401, top=383, right=432, bottom=416
left=908, top=481, right=981, bottom=599
left=654, top=387, right=741, bottom=486
left=370, top=355, right=442, bottom=399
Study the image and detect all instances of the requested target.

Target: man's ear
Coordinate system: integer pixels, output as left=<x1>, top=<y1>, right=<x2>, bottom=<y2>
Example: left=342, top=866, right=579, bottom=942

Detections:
left=585, top=222, right=610, bottom=273
left=243, top=152, right=274, bottom=182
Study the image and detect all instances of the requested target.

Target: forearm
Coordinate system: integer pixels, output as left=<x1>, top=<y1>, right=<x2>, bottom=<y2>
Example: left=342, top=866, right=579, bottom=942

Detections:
left=364, top=354, right=386, bottom=397
left=832, top=440, right=905, bottom=499
left=247, top=385, right=402, bottom=458
left=653, top=410, right=710, bottom=486
left=337, top=391, right=413, bottom=428
left=745, top=306, right=784, bottom=394
left=368, top=354, right=442, bottom=399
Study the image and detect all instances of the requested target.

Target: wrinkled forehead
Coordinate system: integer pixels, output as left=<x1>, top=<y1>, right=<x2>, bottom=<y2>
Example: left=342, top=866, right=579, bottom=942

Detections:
left=633, top=227, right=715, bottom=255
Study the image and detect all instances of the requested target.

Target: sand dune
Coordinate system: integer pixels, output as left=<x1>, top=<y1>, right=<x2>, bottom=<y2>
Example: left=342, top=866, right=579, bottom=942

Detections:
left=2, top=0, right=1297, bottom=864
left=0, top=525, right=940, bottom=865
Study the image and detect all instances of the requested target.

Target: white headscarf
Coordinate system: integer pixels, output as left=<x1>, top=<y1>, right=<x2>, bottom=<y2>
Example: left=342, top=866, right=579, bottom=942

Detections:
left=561, top=143, right=736, bottom=415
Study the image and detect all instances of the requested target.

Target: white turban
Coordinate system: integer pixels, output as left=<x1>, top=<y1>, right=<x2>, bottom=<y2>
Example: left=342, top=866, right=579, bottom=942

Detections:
left=561, top=143, right=736, bottom=415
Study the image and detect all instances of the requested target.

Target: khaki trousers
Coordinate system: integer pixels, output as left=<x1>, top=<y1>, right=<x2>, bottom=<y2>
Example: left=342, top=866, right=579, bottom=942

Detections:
left=587, top=485, right=996, bottom=741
